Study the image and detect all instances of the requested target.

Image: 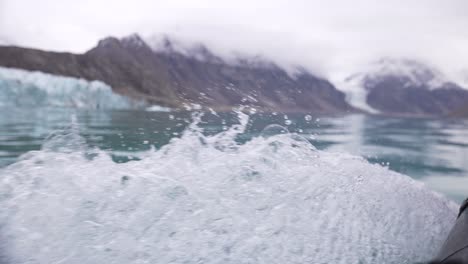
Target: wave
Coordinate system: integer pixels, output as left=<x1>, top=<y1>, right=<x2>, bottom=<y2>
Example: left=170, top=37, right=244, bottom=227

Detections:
left=0, top=67, right=145, bottom=110
left=0, top=111, right=457, bottom=264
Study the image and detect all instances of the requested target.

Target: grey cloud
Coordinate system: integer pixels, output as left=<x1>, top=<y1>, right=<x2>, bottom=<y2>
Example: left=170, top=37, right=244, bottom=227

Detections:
left=0, top=0, right=467, bottom=86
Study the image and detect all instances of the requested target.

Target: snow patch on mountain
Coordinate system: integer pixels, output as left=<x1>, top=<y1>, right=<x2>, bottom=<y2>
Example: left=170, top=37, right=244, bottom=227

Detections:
left=335, top=58, right=467, bottom=113
left=355, top=58, right=451, bottom=90
left=121, top=34, right=147, bottom=48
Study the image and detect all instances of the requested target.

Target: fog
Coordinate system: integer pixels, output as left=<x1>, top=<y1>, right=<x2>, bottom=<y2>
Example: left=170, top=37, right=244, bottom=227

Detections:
left=1, top=0, right=467, bottom=84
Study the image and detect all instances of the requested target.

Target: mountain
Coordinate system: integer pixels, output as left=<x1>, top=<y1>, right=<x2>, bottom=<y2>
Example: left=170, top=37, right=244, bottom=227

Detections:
left=345, top=59, right=468, bottom=116
left=450, top=104, right=468, bottom=118
left=0, top=34, right=354, bottom=113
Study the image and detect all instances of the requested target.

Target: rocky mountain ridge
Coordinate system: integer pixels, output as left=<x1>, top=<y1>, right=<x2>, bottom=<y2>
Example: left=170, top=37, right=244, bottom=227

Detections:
left=0, top=34, right=353, bottom=114
left=345, top=58, right=468, bottom=116
left=1, top=34, right=467, bottom=116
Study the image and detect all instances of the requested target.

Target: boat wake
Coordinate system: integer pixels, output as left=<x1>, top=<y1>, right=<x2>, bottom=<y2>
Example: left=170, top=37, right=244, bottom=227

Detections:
left=0, top=111, right=458, bottom=264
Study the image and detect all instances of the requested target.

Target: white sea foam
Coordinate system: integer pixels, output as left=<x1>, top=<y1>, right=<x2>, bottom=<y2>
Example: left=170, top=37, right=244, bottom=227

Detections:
left=0, top=67, right=144, bottom=109
left=0, top=112, right=458, bottom=264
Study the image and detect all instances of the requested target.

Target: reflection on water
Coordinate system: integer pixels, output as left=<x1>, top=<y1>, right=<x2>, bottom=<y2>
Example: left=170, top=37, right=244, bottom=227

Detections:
left=0, top=107, right=467, bottom=201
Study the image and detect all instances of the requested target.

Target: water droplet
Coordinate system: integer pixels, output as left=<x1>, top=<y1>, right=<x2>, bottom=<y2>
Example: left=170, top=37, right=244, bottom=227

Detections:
left=261, top=124, right=289, bottom=138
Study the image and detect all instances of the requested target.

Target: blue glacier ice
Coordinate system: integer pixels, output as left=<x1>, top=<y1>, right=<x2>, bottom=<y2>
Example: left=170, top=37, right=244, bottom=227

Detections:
left=0, top=67, right=145, bottom=109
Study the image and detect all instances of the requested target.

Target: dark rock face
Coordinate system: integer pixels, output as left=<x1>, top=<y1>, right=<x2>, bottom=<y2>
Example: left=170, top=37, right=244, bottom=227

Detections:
left=360, top=59, right=468, bottom=116
left=365, top=76, right=468, bottom=116
left=0, top=34, right=354, bottom=113
left=450, top=104, right=468, bottom=117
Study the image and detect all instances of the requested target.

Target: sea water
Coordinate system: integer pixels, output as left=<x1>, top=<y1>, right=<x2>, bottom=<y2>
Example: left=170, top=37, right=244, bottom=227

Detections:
left=0, top=108, right=466, bottom=263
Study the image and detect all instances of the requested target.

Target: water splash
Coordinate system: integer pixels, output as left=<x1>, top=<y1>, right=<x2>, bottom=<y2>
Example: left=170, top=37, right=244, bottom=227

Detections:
left=0, top=112, right=457, bottom=264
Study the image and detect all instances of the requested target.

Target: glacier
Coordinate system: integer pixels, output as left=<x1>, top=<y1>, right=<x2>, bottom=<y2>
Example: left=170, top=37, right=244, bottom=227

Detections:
left=334, top=76, right=379, bottom=114
left=0, top=67, right=145, bottom=110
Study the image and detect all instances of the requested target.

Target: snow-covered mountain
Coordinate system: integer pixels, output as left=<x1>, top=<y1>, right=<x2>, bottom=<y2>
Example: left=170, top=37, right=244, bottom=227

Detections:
left=343, top=58, right=468, bottom=116
left=363, top=59, right=448, bottom=88
left=0, top=34, right=467, bottom=116
left=0, top=34, right=354, bottom=113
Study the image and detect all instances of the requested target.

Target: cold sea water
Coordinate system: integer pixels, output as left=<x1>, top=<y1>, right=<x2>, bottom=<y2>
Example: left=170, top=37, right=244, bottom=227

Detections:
left=0, top=107, right=467, bottom=263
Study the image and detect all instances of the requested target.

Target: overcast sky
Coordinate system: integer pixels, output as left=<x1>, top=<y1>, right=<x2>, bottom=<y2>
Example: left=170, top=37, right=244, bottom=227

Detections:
left=1, top=0, right=467, bottom=83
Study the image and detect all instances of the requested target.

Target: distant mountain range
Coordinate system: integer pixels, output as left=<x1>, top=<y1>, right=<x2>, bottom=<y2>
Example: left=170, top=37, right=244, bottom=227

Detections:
left=0, top=34, right=467, bottom=117
left=344, top=58, right=468, bottom=117
left=0, top=34, right=353, bottom=114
